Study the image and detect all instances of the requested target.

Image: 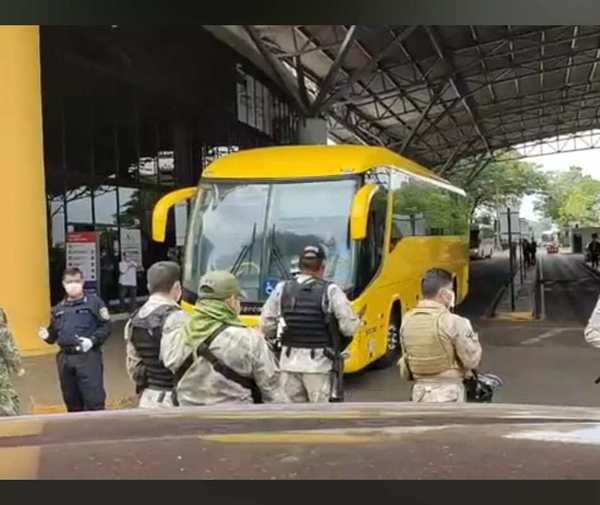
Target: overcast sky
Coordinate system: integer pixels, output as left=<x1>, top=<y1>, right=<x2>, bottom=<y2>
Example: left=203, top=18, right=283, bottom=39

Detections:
left=520, top=148, right=600, bottom=221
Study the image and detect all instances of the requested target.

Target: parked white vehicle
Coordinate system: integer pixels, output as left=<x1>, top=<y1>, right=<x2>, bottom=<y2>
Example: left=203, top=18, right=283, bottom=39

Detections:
left=470, top=224, right=495, bottom=259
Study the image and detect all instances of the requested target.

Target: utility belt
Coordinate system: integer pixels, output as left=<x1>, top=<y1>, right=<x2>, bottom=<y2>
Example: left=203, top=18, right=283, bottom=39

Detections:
left=60, top=345, right=86, bottom=355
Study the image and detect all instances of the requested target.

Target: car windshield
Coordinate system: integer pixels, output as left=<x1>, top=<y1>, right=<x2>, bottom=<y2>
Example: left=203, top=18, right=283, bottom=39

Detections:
left=183, top=177, right=359, bottom=302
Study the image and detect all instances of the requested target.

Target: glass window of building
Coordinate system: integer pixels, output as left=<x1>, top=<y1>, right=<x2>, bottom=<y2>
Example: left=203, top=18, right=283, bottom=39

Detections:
left=139, top=118, right=159, bottom=185
left=66, top=185, right=93, bottom=228
left=48, top=193, right=67, bottom=304
left=94, top=185, right=118, bottom=226
left=157, top=122, right=175, bottom=186
left=256, top=82, right=264, bottom=132
left=98, top=226, right=119, bottom=303
left=246, top=75, right=256, bottom=128
left=49, top=193, right=66, bottom=248
left=118, top=187, right=141, bottom=228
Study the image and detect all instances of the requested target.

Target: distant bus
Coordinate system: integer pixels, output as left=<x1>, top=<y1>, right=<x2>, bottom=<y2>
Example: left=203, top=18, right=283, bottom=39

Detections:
left=541, top=230, right=558, bottom=247
left=469, top=224, right=495, bottom=259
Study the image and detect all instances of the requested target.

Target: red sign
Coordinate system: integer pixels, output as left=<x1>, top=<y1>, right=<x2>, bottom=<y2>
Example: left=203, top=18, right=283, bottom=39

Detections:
left=66, top=232, right=97, bottom=243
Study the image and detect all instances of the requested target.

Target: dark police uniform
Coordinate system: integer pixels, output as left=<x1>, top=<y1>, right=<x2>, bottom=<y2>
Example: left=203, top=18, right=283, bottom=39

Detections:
left=45, top=295, right=110, bottom=412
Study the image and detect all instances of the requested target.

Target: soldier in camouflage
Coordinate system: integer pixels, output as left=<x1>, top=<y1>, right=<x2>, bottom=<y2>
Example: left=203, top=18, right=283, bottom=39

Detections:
left=161, top=271, right=288, bottom=406
left=399, top=268, right=482, bottom=403
left=124, top=261, right=190, bottom=408
left=0, top=308, right=25, bottom=416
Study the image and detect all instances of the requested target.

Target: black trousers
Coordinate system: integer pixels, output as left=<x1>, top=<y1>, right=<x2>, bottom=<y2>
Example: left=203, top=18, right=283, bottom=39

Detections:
left=56, top=349, right=106, bottom=412
left=592, top=254, right=600, bottom=269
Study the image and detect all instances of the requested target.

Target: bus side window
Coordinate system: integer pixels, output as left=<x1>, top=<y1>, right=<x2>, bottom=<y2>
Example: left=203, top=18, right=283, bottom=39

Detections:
left=390, top=171, right=410, bottom=250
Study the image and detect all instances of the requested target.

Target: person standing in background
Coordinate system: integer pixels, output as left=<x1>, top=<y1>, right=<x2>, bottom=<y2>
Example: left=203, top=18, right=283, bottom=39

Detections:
left=119, top=251, right=139, bottom=314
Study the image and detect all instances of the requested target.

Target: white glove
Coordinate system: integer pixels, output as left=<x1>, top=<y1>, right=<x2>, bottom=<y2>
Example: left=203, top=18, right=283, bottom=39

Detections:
left=16, top=368, right=25, bottom=377
left=38, top=327, right=50, bottom=341
left=78, top=337, right=93, bottom=353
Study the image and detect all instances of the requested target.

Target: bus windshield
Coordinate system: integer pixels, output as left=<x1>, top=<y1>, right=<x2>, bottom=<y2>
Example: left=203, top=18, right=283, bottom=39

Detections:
left=183, top=178, right=359, bottom=302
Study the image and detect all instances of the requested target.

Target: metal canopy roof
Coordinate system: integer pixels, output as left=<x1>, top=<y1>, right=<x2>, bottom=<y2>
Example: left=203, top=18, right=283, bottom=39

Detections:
left=244, top=25, right=600, bottom=173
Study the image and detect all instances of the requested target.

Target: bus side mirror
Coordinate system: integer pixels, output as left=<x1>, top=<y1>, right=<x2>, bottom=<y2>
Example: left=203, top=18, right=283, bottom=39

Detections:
left=152, top=187, right=198, bottom=243
left=350, top=184, right=379, bottom=241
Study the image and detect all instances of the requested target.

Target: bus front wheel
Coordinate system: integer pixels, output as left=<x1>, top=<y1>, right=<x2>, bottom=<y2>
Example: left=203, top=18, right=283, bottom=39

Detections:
left=372, top=305, right=402, bottom=369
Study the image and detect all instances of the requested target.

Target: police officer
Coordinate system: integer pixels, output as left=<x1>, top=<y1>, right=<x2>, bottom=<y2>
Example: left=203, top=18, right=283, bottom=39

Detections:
left=39, top=267, right=111, bottom=412
left=161, top=270, right=287, bottom=406
left=124, top=261, right=189, bottom=408
left=399, top=268, right=482, bottom=403
left=260, top=245, right=359, bottom=403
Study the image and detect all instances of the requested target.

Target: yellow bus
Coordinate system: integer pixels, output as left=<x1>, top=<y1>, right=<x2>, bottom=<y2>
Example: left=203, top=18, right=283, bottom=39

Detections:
left=152, top=145, right=470, bottom=372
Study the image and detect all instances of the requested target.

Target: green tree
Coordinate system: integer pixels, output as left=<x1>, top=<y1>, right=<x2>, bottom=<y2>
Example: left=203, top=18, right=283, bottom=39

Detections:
left=535, top=166, right=600, bottom=226
left=447, top=151, right=547, bottom=217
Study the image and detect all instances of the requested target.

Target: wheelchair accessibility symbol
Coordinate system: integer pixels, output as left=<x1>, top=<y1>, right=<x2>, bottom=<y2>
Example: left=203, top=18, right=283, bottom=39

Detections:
left=264, top=279, right=277, bottom=296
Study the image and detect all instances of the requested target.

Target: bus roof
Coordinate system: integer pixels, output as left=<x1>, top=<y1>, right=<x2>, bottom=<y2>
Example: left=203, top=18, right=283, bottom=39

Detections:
left=202, top=145, right=452, bottom=184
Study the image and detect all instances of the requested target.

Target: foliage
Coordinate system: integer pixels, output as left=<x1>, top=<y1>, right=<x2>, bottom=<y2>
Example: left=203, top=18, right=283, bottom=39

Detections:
left=447, top=151, right=547, bottom=217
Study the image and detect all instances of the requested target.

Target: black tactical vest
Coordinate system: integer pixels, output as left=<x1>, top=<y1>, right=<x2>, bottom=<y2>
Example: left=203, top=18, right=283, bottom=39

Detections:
left=130, top=304, right=179, bottom=391
left=280, top=278, right=331, bottom=348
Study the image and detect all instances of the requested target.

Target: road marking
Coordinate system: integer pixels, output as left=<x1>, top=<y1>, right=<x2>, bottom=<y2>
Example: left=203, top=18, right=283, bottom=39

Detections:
left=494, top=311, right=534, bottom=321
left=521, top=327, right=581, bottom=345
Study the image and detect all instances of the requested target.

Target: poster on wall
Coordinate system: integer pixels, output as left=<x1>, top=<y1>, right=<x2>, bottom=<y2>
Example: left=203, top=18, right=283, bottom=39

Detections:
left=120, top=228, right=143, bottom=271
left=66, top=232, right=100, bottom=293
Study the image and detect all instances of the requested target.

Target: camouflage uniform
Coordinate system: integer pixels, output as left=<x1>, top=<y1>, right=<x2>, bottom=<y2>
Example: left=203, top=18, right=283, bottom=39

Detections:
left=260, top=274, right=360, bottom=403
left=0, top=308, right=22, bottom=416
left=584, top=297, right=600, bottom=348
left=124, top=293, right=190, bottom=408
left=401, top=300, right=481, bottom=403
left=160, top=324, right=288, bottom=406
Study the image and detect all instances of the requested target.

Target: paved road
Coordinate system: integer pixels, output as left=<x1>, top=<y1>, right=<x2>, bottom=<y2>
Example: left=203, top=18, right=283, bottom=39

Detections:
left=542, top=252, right=600, bottom=324
left=457, top=252, right=511, bottom=319
left=346, top=251, right=600, bottom=407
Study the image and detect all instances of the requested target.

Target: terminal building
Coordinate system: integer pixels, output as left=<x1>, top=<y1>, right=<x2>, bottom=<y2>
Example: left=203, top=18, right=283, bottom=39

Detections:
left=2, top=26, right=317, bottom=354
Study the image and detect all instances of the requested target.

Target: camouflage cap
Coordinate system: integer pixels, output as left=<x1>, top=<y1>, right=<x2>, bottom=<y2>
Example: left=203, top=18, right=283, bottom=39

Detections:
left=197, top=270, right=246, bottom=300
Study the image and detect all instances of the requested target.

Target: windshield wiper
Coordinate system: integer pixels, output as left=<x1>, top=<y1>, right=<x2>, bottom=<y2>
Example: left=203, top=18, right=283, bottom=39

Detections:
left=267, top=225, right=290, bottom=280
left=230, top=222, right=257, bottom=275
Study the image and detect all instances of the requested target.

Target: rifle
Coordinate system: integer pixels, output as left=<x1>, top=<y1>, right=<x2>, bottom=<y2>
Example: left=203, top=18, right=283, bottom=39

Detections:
left=132, top=362, right=148, bottom=395
left=325, top=313, right=349, bottom=402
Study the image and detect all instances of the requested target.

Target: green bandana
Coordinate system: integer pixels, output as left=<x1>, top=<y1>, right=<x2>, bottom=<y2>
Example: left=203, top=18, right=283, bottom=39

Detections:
left=182, top=298, right=245, bottom=346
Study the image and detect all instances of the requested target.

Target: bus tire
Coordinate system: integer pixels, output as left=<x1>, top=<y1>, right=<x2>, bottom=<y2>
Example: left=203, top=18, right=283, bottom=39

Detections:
left=372, top=303, right=402, bottom=370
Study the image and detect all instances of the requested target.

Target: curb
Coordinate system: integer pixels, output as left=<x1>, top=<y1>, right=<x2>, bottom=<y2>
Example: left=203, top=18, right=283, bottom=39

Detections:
left=582, top=260, right=600, bottom=280
left=486, top=259, right=538, bottom=320
left=533, top=256, right=544, bottom=320
left=484, top=282, right=507, bottom=319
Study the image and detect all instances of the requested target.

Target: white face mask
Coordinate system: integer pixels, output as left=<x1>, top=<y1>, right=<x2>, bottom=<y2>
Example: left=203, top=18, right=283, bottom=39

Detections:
left=63, top=281, right=84, bottom=298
